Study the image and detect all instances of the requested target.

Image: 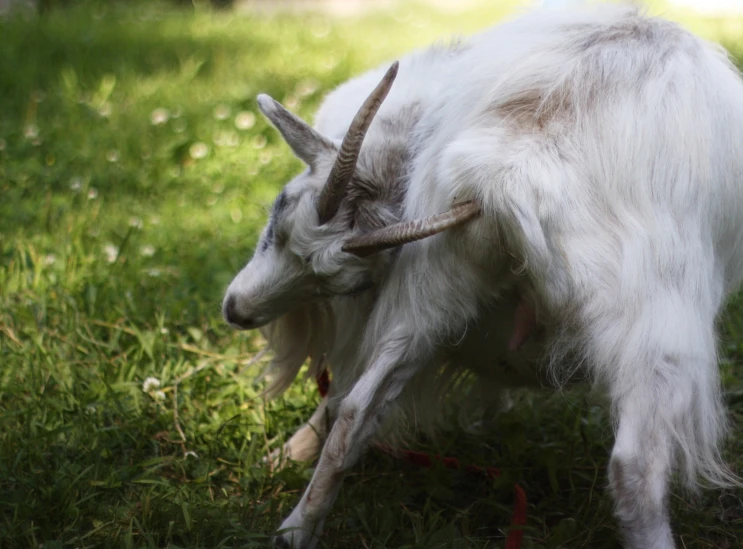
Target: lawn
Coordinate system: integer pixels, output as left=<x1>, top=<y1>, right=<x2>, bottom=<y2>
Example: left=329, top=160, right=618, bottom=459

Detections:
left=2, top=1, right=743, bottom=548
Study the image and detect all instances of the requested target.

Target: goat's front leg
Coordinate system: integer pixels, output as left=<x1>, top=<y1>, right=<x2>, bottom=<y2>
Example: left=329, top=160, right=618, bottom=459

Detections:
left=274, top=327, right=426, bottom=549
left=267, top=396, right=331, bottom=467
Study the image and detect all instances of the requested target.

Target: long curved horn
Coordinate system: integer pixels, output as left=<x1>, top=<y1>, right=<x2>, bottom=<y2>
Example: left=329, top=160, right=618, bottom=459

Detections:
left=342, top=201, right=481, bottom=257
left=317, top=61, right=400, bottom=224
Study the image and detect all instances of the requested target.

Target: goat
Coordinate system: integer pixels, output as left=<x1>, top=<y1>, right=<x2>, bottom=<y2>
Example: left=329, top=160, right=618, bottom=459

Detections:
left=223, top=3, right=743, bottom=548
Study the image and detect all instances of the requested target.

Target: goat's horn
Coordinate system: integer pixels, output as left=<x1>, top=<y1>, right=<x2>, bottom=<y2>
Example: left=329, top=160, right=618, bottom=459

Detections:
left=317, top=61, right=400, bottom=225
left=342, top=201, right=481, bottom=257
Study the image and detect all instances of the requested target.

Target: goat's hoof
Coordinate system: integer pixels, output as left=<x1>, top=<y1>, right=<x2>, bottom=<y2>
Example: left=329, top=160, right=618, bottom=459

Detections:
left=263, top=444, right=298, bottom=471
left=273, top=533, right=316, bottom=549
left=274, top=522, right=320, bottom=549
left=272, top=535, right=292, bottom=549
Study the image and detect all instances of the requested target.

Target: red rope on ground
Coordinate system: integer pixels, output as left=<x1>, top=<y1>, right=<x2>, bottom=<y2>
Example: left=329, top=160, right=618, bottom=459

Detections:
left=314, top=367, right=527, bottom=548
left=374, top=442, right=502, bottom=480
left=506, top=483, right=527, bottom=549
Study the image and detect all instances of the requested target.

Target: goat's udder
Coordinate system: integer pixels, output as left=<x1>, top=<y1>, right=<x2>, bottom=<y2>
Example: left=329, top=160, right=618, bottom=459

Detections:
left=508, top=301, right=537, bottom=351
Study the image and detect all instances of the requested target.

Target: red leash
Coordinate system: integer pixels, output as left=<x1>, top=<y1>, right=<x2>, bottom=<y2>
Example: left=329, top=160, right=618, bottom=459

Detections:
left=315, top=369, right=527, bottom=548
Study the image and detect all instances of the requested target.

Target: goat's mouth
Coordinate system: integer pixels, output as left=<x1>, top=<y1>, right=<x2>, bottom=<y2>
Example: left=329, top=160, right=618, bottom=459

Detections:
left=222, top=295, right=273, bottom=331
left=225, top=314, right=274, bottom=331
left=227, top=318, right=258, bottom=331
left=225, top=312, right=260, bottom=331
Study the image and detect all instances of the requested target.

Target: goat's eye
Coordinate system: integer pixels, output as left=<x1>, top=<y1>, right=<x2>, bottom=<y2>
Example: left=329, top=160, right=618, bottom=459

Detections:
left=304, top=255, right=312, bottom=264
left=275, top=234, right=289, bottom=250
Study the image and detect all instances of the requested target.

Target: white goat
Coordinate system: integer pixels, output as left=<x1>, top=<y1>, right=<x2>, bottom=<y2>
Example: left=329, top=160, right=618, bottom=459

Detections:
left=223, top=4, right=743, bottom=548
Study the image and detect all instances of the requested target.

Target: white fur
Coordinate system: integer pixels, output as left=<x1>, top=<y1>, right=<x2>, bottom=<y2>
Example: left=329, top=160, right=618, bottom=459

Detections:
left=224, top=4, right=743, bottom=548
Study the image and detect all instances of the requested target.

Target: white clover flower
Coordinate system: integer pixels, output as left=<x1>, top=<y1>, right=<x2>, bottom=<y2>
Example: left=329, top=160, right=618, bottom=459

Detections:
left=85, top=404, right=96, bottom=414
left=146, top=267, right=161, bottom=277
left=189, top=142, right=208, bottom=159
left=214, top=130, right=239, bottom=148
left=99, top=102, right=112, bottom=118
left=213, top=104, right=231, bottom=120
left=173, top=119, right=187, bottom=133
left=251, top=135, right=267, bottom=150
left=129, top=217, right=143, bottom=229
left=103, top=244, right=118, bottom=263
left=234, top=111, right=255, bottom=130
left=87, top=188, right=98, bottom=200
left=150, top=107, right=169, bottom=126
left=142, top=377, right=160, bottom=392
left=43, top=254, right=57, bottom=266
left=296, top=79, right=319, bottom=97
left=106, top=149, right=120, bottom=163
left=24, top=124, right=39, bottom=140
left=321, top=57, right=337, bottom=71
left=311, top=20, right=331, bottom=38
left=69, top=177, right=82, bottom=192
left=226, top=132, right=239, bottom=147
left=153, top=390, right=166, bottom=401
left=160, top=327, right=169, bottom=335
left=140, top=245, right=155, bottom=257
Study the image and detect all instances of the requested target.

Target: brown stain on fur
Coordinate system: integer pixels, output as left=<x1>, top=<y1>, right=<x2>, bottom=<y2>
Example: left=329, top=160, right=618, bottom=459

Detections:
left=494, top=87, right=575, bottom=133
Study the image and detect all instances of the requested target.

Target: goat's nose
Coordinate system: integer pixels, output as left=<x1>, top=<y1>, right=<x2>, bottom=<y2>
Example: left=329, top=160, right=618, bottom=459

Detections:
left=223, top=295, right=254, bottom=330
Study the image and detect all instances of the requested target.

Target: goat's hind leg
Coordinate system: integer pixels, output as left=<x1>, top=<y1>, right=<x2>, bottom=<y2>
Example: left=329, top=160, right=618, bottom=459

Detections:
left=609, top=380, right=677, bottom=549
left=599, top=298, right=730, bottom=549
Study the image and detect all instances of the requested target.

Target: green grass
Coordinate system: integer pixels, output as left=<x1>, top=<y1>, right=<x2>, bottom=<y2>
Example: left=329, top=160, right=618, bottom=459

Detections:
left=1, top=1, right=743, bottom=547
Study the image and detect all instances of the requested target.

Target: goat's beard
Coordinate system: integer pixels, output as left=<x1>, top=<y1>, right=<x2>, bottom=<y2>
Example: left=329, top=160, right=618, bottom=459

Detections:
left=257, top=301, right=335, bottom=399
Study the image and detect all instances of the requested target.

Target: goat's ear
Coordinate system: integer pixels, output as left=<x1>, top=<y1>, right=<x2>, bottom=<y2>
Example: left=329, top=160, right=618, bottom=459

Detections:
left=257, top=94, right=336, bottom=168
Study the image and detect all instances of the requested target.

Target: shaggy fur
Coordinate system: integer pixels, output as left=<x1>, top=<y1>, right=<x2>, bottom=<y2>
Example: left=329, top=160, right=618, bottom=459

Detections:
left=223, top=3, right=743, bottom=548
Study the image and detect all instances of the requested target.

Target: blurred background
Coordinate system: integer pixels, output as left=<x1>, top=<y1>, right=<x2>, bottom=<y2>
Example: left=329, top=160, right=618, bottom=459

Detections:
left=2, top=0, right=743, bottom=15
left=1, top=1, right=743, bottom=548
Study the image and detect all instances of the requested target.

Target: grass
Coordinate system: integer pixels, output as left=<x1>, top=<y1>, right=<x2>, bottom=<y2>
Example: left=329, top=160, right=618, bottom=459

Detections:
left=1, top=0, right=743, bottom=547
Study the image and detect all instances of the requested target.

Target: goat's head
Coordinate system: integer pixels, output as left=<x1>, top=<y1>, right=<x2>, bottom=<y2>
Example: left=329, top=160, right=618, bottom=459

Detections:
left=223, top=62, right=480, bottom=330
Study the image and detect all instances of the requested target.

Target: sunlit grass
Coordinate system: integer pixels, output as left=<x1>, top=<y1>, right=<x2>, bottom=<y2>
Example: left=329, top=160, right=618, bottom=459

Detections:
left=1, top=1, right=743, bottom=548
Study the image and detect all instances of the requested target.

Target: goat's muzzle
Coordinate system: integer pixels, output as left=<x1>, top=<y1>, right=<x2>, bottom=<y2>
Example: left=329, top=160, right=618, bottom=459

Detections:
left=223, top=294, right=258, bottom=330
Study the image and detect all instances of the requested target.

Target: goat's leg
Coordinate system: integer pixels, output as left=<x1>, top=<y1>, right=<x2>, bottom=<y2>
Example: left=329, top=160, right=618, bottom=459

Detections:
left=609, top=393, right=675, bottom=549
left=267, top=396, right=331, bottom=467
left=274, top=327, right=428, bottom=549
left=594, top=293, right=729, bottom=549
left=607, top=356, right=725, bottom=548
